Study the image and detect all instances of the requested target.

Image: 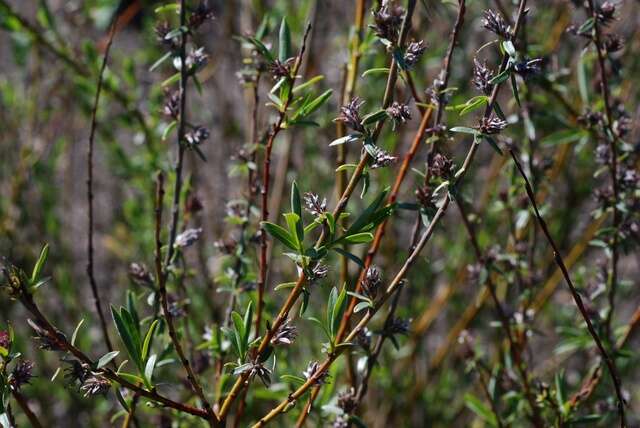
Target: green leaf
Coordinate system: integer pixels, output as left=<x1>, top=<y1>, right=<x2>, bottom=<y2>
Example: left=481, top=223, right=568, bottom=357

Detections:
left=489, top=67, right=511, bottom=85
left=71, top=318, right=85, bottom=346
left=278, top=17, right=291, bottom=62
left=457, top=96, right=489, bottom=116
left=111, top=307, right=143, bottom=373
left=161, top=72, right=180, bottom=87
left=576, top=17, right=594, bottom=35
left=293, top=89, right=332, bottom=120
left=161, top=120, right=177, bottom=140
left=354, top=301, right=371, bottom=313
left=144, top=354, right=157, bottom=384
left=261, top=221, right=299, bottom=251
left=502, top=40, right=516, bottom=58
left=280, top=374, right=306, bottom=385
left=97, top=351, right=120, bottom=369
left=344, top=189, right=388, bottom=236
left=326, top=287, right=338, bottom=338
left=330, top=286, right=348, bottom=339
left=329, top=134, right=362, bottom=147
left=541, top=129, right=587, bottom=146
left=308, top=316, right=331, bottom=340
left=292, top=75, right=324, bottom=94
left=483, top=135, right=503, bottom=156
left=274, top=282, right=297, bottom=291
left=126, top=291, right=140, bottom=335
left=242, top=301, right=253, bottom=348
left=31, top=243, right=49, bottom=283
left=141, top=319, right=159, bottom=362
left=361, top=109, right=388, bottom=126
left=464, top=393, right=498, bottom=427
left=340, top=232, right=374, bottom=244
left=362, top=67, right=390, bottom=77
left=149, top=51, right=172, bottom=72
left=578, top=53, right=589, bottom=104
left=115, top=372, right=144, bottom=386
left=245, top=36, right=274, bottom=62
left=450, top=126, right=478, bottom=135
left=332, top=247, right=364, bottom=268
left=510, top=73, right=520, bottom=107
left=283, top=213, right=303, bottom=251
left=290, top=181, right=302, bottom=218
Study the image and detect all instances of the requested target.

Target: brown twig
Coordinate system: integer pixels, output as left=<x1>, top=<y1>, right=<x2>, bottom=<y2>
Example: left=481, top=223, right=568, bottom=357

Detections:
left=86, top=15, right=118, bottom=356
left=9, top=281, right=209, bottom=419
left=510, top=149, right=626, bottom=427
left=256, top=23, right=313, bottom=336
left=155, top=172, right=218, bottom=426
left=585, top=0, right=621, bottom=339
left=12, top=390, right=44, bottom=428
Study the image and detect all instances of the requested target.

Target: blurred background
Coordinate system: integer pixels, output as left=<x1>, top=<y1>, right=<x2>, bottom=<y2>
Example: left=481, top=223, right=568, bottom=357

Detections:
left=0, top=0, right=639, bottom=426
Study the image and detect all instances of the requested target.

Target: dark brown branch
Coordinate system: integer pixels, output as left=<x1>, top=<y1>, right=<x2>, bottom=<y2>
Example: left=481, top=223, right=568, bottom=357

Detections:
left=86, top=15, right=118, bottom=356
left=12, top=390, right=44, bottom=428
left=510, top=149, right=625, bottom=427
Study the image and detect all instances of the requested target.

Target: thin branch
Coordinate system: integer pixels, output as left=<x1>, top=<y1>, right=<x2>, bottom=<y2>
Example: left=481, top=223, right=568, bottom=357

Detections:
left=86, top=15, right=118, bottom=356
left=585, top=0, right=621, bottom=339
left=9, top=282, right=209, bottom=419
left=12, top=390, right=44, bottom=428
left=256, top=23, right=313, bottom=336
left=155, top=172, right=218, bottom=426
left=510, top=149, right=626, bottom=427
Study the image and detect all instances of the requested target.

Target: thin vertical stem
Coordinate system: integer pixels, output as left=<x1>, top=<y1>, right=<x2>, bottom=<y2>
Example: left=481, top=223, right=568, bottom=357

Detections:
left=155, top=3, right=217, bottom=424
left=87, top=16, right=119, bottom=355
left=510, top=149, right=625, bottom=427
left=12, top=390, right=44, bottom=428
left=585, top=0, right=620, bottom=338
left=256, top=24, right=313, bottom=336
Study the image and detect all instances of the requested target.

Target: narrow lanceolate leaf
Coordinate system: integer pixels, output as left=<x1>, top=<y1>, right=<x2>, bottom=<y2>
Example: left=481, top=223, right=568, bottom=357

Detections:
left=326, top=287, right=338, bottom=339
left=510, top=73, right=521, bottom=107
left=293, top=89, right=333, bottom=119
left=483, top=135, right=503, bottom=156
left=31, top=243, right=49, bottom=283
left=339, top=232, right=374, bottom=244
left=332, top=247, right=365, bottom=268
left=97, top=351, right=120, bottom=369
left=71, top=318, right=85, bottom=347
left=245, top=36, right=274, bottom=62
left=291, top=181, right=302, bottom=217
left=278, top=17, right=292, bottom=62
left=111, top=307, right=143, bottom=372
left=361, top=109, right=388, bottom=126
left=283, top=213, right=303, bottom=251
left=488, top=67, right=511, bottom=85
left=261, top=221, right=299, bottom=251
left=345, top=189, right=389, bottom=236
left=449, top=126, right=478, bottom=135
left=242, top=301, right=253, bottom=349
left=141, top=319, right=159, bottom=362
left=144, top=354, right=157, bottom=384
left=292, top=75, right=324, bottom=94
left=329, top=134, right=362, bottom=147
left=330, top=286, right=348, bottom=339
left=230, top=312, right=245, bottom=359
left=464, top=393, right=498, bottom=427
